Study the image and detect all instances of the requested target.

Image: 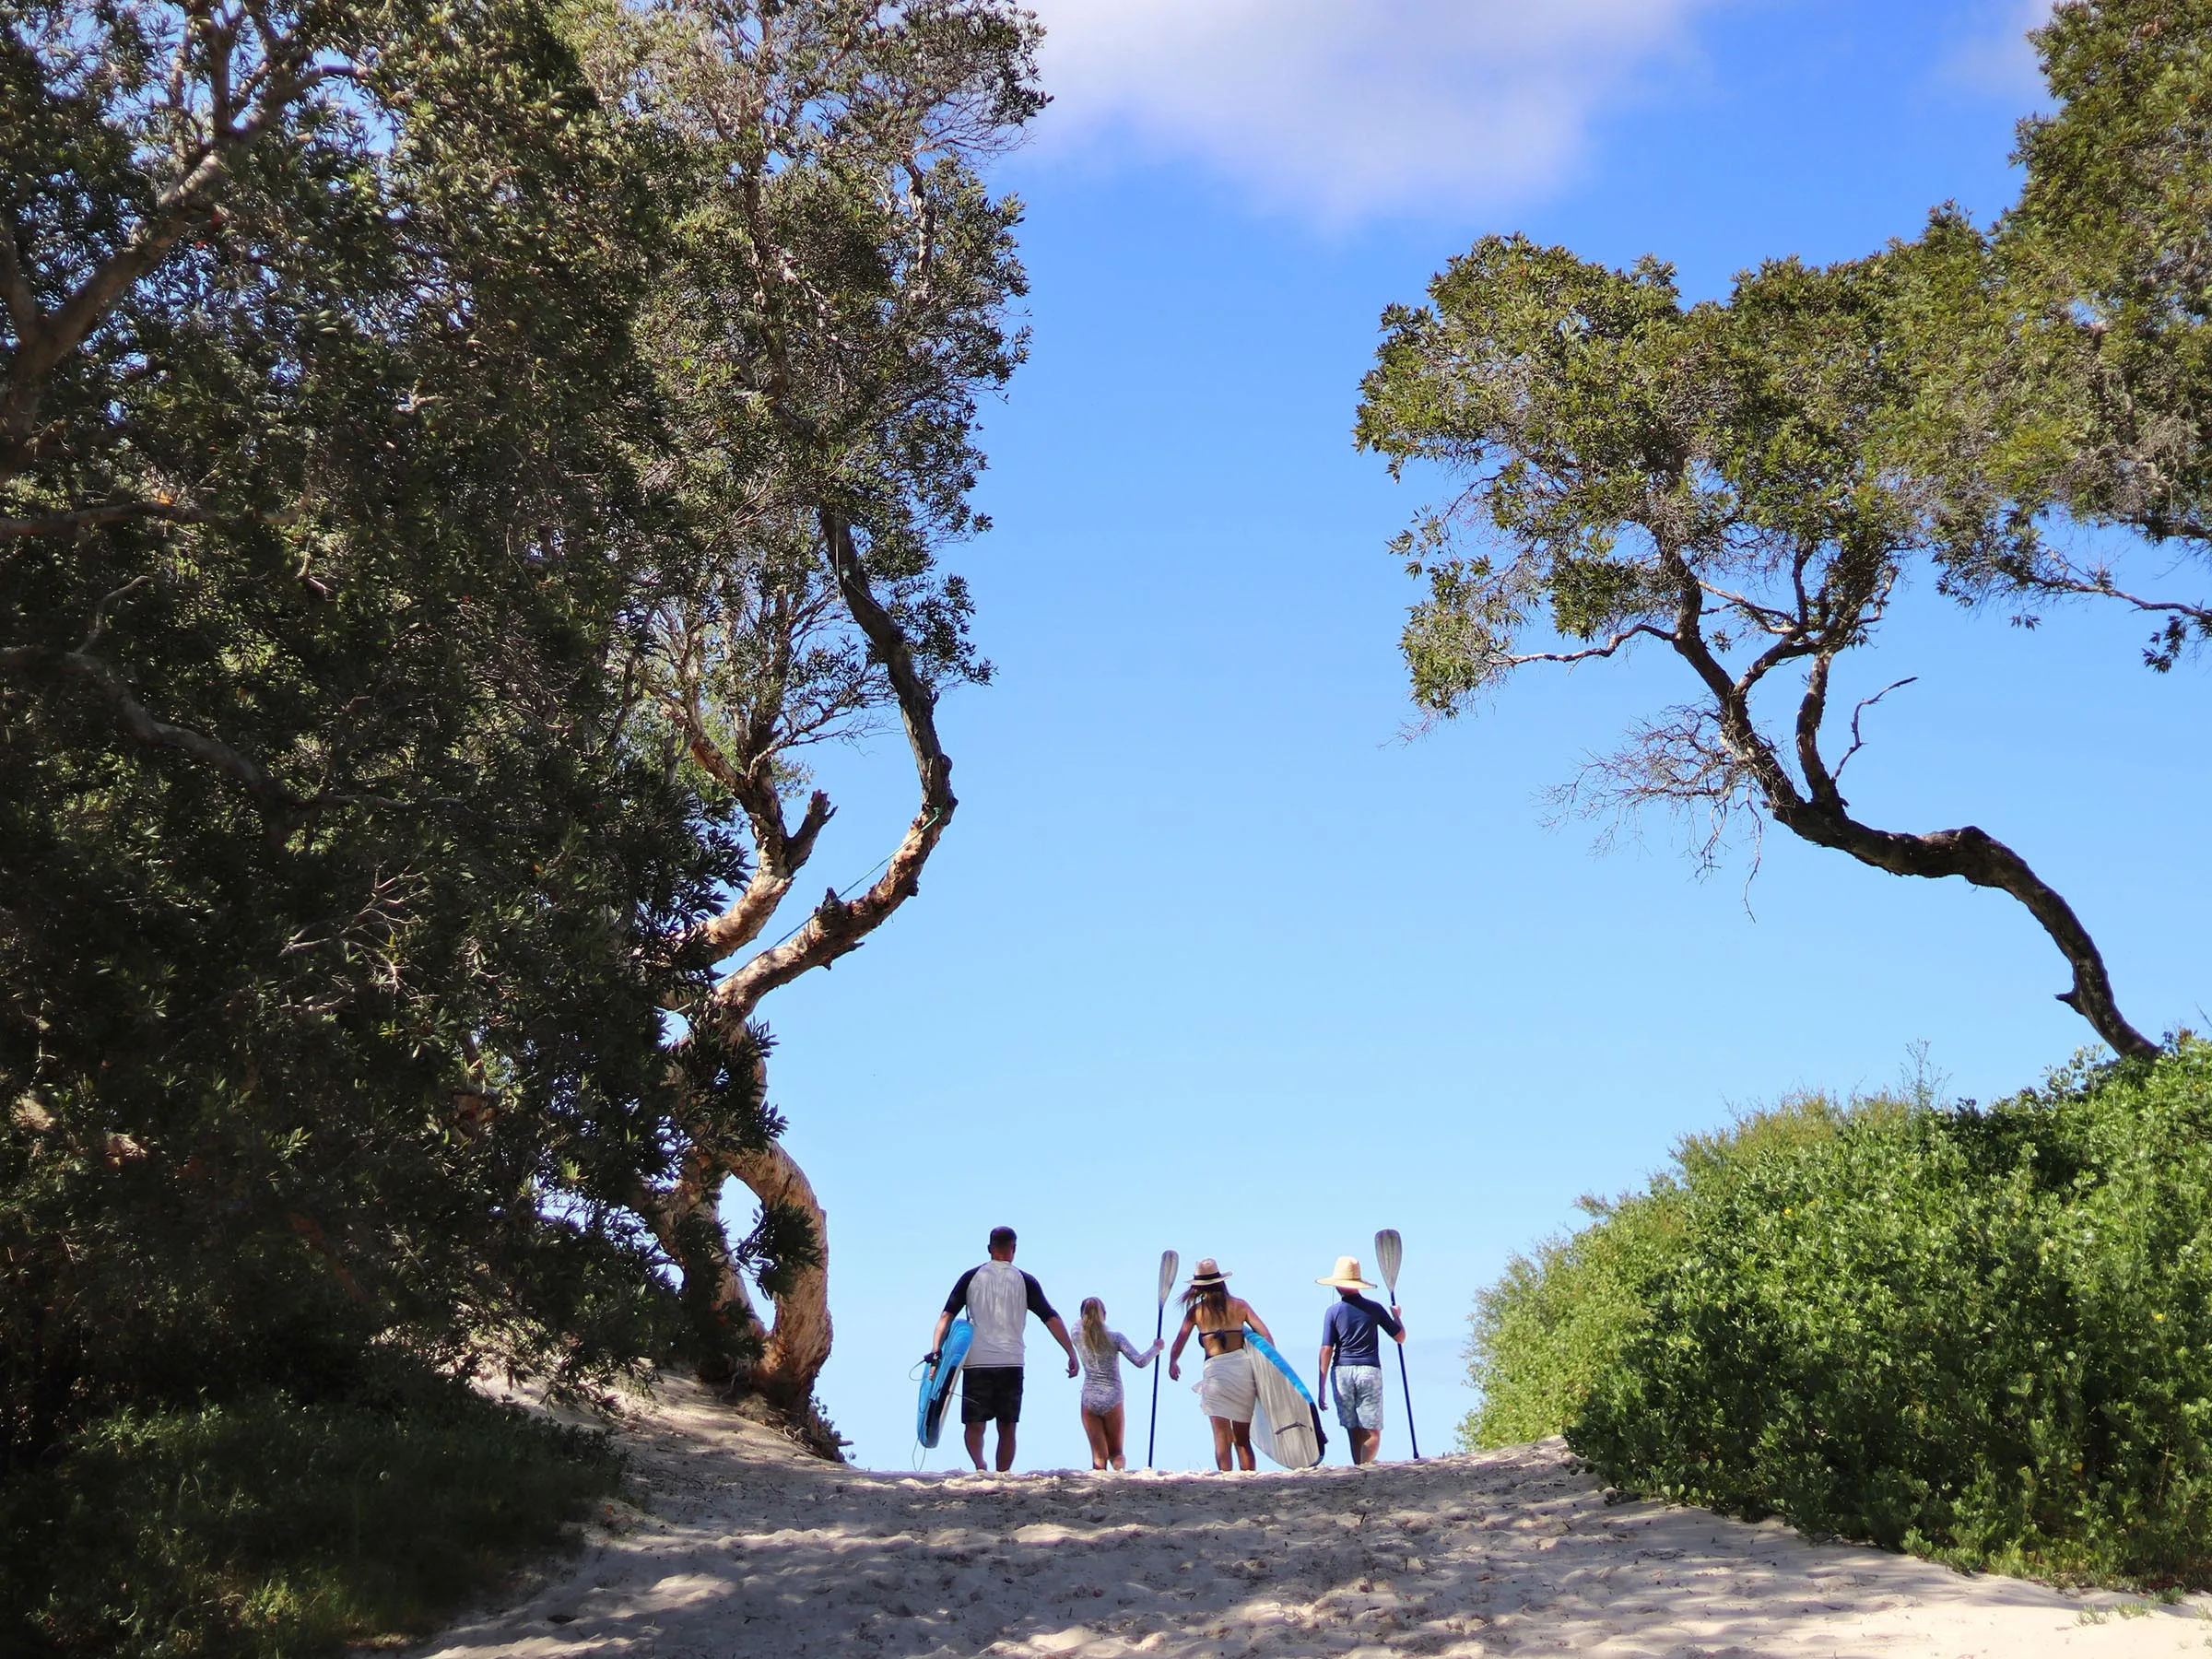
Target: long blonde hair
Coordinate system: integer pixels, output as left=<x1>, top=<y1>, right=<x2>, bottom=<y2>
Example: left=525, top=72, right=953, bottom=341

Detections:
left=1078, top=1296, right=1111, bottom=1358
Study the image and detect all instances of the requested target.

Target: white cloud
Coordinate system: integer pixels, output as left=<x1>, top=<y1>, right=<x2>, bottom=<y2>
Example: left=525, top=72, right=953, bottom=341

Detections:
left=1019, top=0, right=1731, bottom=224
left=1941, top=0, right=2059, bottom=99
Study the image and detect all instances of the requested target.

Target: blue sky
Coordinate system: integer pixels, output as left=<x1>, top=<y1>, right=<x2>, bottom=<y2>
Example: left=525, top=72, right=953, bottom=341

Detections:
left=729, top=0, right=2209, bottom=1472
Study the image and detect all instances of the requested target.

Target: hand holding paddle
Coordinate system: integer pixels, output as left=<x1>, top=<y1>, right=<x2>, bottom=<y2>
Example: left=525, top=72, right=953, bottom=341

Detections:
left=1375, top=1229, right=1419, bottom=1461
left=1147, top=1248, right=1178, bottom=1468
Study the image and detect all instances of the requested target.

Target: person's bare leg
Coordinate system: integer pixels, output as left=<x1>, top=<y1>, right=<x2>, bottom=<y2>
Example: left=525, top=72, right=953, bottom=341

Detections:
left=1103, top=1404, right=1127, bottom=1471
left=964, top=1421, right=988, bottom=1470
left=1231, top=1420, right=1255, bottom=1472
left=1352, top=1428, right=1381, bottom=1465
left=1208, top=1416, right=1235, bottom=1471
left=994, top=1419, right=1018, bottom=1472
left=1081, top=1408, right=1110, bottom=1470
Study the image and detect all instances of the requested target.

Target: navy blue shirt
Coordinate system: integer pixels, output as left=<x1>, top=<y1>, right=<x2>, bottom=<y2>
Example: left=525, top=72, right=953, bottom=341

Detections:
left=1321, top=1293, right=1402, bottom=1368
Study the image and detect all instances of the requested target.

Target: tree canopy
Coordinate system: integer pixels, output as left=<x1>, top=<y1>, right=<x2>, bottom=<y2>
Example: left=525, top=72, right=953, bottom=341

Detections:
left=0, top=0, right=1036, bottom=1479
left=1357, top=0, right=2212, bottom=1059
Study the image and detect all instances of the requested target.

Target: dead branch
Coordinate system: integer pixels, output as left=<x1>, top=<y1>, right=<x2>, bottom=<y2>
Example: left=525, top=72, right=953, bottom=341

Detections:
left=1831, top=676, right=1917, bottom=789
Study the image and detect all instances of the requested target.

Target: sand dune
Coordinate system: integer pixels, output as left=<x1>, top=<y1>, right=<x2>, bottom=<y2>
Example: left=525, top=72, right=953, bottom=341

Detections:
left=418, top=1378, right=2209, bottom=1658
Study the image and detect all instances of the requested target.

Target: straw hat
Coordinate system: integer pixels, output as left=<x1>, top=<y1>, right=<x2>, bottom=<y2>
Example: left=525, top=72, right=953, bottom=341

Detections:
left=1316, top=1255, right=1376, bottom=1290
left=1186, top=1258, right=1232, bottom=1287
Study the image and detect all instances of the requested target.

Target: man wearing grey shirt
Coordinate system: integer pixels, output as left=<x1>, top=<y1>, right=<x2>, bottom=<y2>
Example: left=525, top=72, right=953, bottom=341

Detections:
left=928, top=1225, right=1078, bottom=1471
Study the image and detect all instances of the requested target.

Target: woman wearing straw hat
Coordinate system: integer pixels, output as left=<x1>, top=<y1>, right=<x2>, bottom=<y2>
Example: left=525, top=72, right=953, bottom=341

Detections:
left=1315, top=1254, right=1405, bottom=1465
left=1165, top=1259, right=1277, bottom=1471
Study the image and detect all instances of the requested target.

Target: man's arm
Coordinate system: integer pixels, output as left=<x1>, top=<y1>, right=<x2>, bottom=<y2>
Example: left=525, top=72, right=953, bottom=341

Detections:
left=1317, top=1341, right=1335, bottom=1405
left=1022, top=1273, right=1078, bottom=1377
left=1044, top=1313, right=1078, bottom=1377
left=1385, top=1301, right=1406, bottom=1343
left=929, top=1267, right=976, bottom=1360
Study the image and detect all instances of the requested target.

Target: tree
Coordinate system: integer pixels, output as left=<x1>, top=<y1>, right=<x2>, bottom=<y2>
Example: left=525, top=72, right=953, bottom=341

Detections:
left=1, top=0, right=754, bottom=1465
left=584, top=0, right=1041, bottom=1424
left=1355, top=236, right=2159, bottom=1058
left=1885, top=0, right=2212, bottom=669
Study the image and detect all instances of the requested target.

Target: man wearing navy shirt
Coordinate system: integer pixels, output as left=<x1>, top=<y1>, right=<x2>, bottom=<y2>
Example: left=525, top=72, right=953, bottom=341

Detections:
left=1315, top=1254, right=1406, bottom=1465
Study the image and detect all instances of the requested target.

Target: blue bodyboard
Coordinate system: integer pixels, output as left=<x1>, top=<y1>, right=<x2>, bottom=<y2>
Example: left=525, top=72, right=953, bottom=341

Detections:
left=917, top=1318, right=973, bottom=1448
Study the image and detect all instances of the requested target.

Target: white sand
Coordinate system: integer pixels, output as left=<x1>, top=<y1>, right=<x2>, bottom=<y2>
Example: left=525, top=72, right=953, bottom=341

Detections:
left=418, top=1378, right=2210, bottom=1658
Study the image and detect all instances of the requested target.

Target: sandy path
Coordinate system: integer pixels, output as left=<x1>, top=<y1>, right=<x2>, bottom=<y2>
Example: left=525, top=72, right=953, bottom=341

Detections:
left=420, top=1379, right=2209, bottom=1659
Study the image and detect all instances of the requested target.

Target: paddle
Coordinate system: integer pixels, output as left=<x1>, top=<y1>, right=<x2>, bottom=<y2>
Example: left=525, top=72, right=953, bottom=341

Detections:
left=1147, top=1248, right=1178, bottom=1469
left=1374, top=1229, right=1419, bottom=1460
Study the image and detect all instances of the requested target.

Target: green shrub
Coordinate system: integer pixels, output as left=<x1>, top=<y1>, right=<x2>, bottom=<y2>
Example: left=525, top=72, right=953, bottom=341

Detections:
left=0, top=1378, right=622, bottom=1657
left=1461, top=1183, right=1684, bottom=1449
left=1468, top=1041, right=2212, bottom=1588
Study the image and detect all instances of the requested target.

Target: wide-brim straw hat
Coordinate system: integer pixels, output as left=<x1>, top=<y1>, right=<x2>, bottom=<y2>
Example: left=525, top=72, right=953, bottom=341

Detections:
left=1316, top=1255, right=1376, bottom=1289
left=1187, top=1257, right=1232, bottom=1287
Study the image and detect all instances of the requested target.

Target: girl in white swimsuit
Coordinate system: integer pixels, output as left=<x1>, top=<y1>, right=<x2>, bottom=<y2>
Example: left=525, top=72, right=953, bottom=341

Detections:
left=1076, top=1297, right=1160, bottom=1470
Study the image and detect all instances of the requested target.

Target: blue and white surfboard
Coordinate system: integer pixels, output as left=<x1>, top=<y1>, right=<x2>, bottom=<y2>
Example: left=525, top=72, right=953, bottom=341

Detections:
left=916, top=1318, right=973, bottom=1449
left=1244, top=1330, right=1323, bottom=1469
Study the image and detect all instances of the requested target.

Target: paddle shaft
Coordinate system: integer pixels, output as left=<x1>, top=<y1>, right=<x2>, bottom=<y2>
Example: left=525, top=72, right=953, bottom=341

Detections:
left=1146, top=1301, right=1165, bottom=1468
left=1393, top=1324, right=1420, bottom=1459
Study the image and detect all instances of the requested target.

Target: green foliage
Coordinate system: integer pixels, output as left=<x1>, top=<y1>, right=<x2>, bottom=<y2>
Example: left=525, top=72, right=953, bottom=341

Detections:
left=1461, top=1184, right=1685, bottom=1452
left=1355, top=230, right=1952, bottom=724
left=0, top=1371, right=620, bottom=1657
left=0, top=0, right=759, bottom=1478
left=1351, top=65, right=2169, bottom=1063
left=3, top=0, right=1041, bottom=1629
left=1467, top=1042, right=2212, bottom=1588
left=1829, top=2, right=2212, bottom=664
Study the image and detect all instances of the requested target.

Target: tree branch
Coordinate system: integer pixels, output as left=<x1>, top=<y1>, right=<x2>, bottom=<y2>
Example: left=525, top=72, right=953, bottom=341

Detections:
left=1696, top=576, right=1800, bottom=634
left=0, top=644, right=292, bottom=814
left=0, top=216, right=38, bottom=340
left=703, top=511, right=956, bottom=1022
left=1, top=500, right=224, bottom=541
left=2, top=27, right=347, bottom=472
left=1508, top=621, right=1676, bottom=668
left=1771, top=789, right=2156, bottom=1057
left=1830, top=676, right=1916, bottom=791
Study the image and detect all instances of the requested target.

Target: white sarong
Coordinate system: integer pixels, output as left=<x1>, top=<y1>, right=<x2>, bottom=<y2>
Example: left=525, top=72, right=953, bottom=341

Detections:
left=1196, top=1347, right=1257, bottom=1423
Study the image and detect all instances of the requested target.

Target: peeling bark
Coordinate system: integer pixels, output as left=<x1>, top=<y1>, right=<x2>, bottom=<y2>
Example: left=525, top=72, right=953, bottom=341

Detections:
left=726, top=1139, right=832, bottom=1411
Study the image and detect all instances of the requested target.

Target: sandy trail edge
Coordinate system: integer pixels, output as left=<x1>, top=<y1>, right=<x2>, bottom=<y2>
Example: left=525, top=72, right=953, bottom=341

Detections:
left=415, top=1377, right=2210, bottom=1659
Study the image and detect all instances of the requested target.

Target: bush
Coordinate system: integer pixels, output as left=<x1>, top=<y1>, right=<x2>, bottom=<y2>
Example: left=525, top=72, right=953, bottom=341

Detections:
left=0, top=1375, right=622, bottom=1657
left=1464, top=1041, right=2212, bottom=1588
left=1462, top=1183, right=1685, bottom=1449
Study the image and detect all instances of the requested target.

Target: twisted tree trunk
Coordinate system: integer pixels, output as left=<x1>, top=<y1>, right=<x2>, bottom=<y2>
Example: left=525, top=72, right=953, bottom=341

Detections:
left=726, top=1141, right=833, bottom=1412
left=651, top=512, right=956, bottom=1428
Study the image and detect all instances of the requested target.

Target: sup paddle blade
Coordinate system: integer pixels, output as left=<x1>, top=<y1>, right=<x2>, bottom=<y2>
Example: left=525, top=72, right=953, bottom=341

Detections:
left=1375, top=1229, right=1404, bottom=1295
left=1157, top=1249, right=1180, bottom=1305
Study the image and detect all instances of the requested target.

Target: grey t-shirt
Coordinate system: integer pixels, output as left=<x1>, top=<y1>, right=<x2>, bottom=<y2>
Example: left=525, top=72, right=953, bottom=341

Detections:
left=944, top=1260, right=1056, bottom=1369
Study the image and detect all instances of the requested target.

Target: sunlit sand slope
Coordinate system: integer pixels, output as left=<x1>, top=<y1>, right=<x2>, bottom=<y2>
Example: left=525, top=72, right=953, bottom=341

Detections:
left=418, top=1378, right=2208, bottom=1658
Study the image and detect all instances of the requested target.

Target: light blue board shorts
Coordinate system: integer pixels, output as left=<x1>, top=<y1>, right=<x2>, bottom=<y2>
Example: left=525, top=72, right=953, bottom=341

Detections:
left=1332, top=1364, right=1384, bottom=1432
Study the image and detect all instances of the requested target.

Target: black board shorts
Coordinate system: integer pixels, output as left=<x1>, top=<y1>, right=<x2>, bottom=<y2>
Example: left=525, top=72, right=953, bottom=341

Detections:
left=960, top=1365, right=1023, bottom=1425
